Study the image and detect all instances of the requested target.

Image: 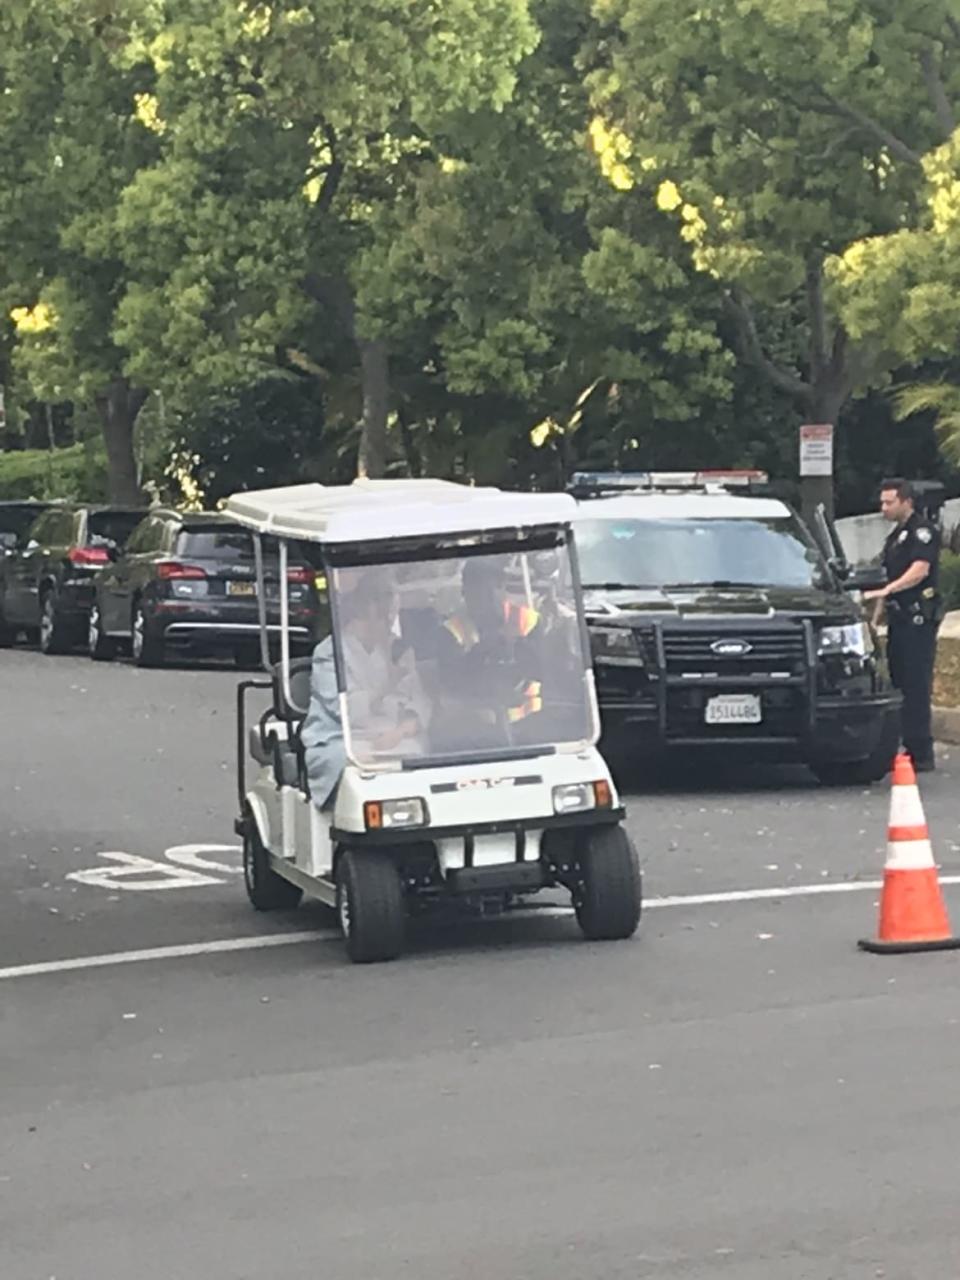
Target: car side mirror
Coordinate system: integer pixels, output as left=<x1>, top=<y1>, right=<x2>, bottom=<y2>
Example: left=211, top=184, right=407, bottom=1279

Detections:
left=842, top=564, right=887, bottom=593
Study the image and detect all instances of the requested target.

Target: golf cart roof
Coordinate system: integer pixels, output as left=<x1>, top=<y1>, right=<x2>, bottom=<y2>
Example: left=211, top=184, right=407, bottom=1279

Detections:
left=224, top=479, right=578, bottom=545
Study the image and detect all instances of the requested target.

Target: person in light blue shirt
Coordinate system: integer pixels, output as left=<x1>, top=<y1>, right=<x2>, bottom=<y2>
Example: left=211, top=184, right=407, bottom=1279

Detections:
left=301, top=571, right=429, bottom=810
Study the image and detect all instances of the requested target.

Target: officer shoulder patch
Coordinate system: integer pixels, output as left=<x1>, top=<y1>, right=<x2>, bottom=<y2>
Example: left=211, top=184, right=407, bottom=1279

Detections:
left=917, top=527, right=933, bottom=544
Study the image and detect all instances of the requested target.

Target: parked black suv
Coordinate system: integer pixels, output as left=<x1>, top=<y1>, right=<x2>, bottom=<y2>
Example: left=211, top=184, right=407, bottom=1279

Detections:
left=88, top=509, right=323, bottom=666
left=0, top=503, right=147, bottom=653
left=571, top=472, right=902, bottom=786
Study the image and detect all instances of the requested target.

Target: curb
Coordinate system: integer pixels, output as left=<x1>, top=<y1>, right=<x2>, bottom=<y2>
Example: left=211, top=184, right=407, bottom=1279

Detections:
left=933, top=705, right=960, bottom=745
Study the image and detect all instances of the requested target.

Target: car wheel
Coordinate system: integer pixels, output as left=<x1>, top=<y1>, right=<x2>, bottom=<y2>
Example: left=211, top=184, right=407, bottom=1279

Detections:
left=809, top=712, right=900, bottom=787
left=573, top=825, right=642, bottom=942
left=242, top=810, right=303, bottom=911
left=809, top=756, right=890, bottom=787
left=336, top=850, right=405, bottom=964
left=131, top=601, right=164, bottom=668
left=87, top=604, right=117, bottom=662
left=39, top=591, right=72, bottom=655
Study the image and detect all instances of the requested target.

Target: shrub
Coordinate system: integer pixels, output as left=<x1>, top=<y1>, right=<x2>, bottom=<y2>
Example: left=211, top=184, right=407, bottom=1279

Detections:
left=941, top=550, right=960, bottom=613
left=0, top=443, right=108, bottom=501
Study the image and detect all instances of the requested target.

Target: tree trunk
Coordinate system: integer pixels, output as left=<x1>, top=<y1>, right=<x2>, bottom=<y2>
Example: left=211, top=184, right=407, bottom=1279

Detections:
left=357, top=339, right=389, bottom=479
left=95, top=378, right=148, bottom=504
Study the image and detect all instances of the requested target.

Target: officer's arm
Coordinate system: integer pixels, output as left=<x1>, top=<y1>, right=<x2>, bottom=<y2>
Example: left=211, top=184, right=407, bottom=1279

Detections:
left=880, top=559, right=931, bottom=597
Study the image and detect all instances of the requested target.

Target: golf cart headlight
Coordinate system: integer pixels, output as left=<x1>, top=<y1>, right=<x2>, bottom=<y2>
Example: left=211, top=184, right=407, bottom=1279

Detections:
left=364, top=798, right=427, bottom=831
left=552, top=780, right=613, bottom=814
left=590, top=625, right=642, bottom=661
left=818, top=622, right=873, bottom=658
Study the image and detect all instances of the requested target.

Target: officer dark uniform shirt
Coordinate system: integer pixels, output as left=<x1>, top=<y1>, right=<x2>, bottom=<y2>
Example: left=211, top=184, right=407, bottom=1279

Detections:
left=882, top=511, right=942, bottom=768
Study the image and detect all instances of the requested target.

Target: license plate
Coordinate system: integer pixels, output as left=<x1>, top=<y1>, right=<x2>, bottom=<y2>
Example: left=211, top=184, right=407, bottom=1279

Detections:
left=227, top=581, right=256, bottom=597
left=705, top=694, right=762, bottom=725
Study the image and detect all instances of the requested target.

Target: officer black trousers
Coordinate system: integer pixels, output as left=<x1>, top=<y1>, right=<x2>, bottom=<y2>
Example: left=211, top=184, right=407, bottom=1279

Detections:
left=887, top=620, right=939, bottom=765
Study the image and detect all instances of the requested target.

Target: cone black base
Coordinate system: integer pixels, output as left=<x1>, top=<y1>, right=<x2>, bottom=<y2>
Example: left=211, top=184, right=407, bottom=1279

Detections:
left=858, top=935, right=960, bottom=955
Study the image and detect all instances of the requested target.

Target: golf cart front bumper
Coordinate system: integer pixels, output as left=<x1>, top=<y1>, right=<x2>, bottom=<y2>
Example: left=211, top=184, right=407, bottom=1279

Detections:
left=330, top=808, right=625, bottom=893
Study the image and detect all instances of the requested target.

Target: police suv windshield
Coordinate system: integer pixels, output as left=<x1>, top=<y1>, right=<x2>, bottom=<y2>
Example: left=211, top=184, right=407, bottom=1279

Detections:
left=328, top=543, right=594, bottom=766
left=575, top=516, right=833, bottom=591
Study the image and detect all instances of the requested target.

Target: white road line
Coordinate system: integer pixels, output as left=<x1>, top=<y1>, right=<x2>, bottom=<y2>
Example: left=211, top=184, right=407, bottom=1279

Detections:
left=4, top=873, right=960, bottom=982
left=0, top=931, right=325, bottom=980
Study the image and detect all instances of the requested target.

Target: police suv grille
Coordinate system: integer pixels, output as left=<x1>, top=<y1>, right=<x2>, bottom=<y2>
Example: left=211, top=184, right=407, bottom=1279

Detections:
left=662, top=628, right=806, bottom=676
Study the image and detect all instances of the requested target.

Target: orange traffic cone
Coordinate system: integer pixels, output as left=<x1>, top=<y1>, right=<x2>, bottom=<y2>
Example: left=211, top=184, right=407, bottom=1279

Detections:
left=859, top=752, right=960, bottom=954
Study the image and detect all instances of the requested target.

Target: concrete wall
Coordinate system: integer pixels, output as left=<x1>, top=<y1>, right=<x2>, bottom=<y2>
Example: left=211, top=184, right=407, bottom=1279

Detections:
left=835, top=497, right=960, bottom=565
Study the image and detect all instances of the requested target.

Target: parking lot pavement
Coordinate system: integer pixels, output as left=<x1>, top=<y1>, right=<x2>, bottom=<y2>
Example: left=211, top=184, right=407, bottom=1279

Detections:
left=4, top=649, right=960, bottom=1279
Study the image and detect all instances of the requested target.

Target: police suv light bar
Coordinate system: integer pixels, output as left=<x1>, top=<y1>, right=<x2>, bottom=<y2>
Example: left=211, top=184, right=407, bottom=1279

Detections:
left=568, top=469, right=769, bottom=494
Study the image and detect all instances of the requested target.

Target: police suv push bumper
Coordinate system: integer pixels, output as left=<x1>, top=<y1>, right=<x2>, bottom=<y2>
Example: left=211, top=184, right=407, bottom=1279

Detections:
left=591, top=616, right=901, bottom=762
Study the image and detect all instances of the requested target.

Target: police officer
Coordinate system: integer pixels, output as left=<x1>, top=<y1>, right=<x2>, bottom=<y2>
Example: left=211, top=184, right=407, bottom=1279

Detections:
left=864, top=478, right=943, bottom=772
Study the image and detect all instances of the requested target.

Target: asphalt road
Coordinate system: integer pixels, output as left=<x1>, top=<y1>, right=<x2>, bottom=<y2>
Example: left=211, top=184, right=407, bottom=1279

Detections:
left=3, top=647, right=960, bottom=1279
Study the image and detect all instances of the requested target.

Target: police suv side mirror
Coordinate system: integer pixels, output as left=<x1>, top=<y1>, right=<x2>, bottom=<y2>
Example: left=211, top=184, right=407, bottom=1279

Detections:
left=842, top=564, right=887, bottom=593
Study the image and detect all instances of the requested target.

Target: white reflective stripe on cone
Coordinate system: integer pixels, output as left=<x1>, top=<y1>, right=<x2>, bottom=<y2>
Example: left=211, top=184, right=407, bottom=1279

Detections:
left=885, top=837, right=936, bottom=872
left=889, top=784, right=927, bottom=828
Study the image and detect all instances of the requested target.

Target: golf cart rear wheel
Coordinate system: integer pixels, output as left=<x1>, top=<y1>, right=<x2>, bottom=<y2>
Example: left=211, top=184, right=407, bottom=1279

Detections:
left=242, top=810, right=302, bottom=911
left=336, top=850, right=405, bottom=964
left=574, top=825, right=642, bottom=942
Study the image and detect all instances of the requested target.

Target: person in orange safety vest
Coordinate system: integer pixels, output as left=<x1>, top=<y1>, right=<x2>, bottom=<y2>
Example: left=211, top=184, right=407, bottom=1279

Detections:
left=438, top=559, right=544, bottom=724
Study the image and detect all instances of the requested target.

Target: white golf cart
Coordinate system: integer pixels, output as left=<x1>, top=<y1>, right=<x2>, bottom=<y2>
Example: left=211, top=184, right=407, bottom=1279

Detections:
left=227, top=479, right=641, bottom=963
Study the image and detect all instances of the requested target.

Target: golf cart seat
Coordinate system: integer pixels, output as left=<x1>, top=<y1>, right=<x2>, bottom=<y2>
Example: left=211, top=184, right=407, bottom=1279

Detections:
left=271, top=656, right=313, bottom=723
left=248, top=656, right=314, bottom=787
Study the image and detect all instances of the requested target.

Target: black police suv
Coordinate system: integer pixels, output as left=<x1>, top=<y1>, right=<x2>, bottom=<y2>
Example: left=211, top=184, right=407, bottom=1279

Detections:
left=571, top=472, right=902, bottom=786
left=88, top=509, right=323, bottom=667
left=0, top=502, right=147, bottom=653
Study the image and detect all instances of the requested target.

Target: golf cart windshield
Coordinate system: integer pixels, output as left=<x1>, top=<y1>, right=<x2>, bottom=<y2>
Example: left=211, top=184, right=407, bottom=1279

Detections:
left=329, top=539, right=594, bottom=767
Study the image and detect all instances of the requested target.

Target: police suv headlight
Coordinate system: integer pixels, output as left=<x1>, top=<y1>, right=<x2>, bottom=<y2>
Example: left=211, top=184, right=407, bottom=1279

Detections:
left=590, top=626, right=642, bottom=661
left=364, top=798, right=427, bottom=831
left=817, top=622, right=873, bottom=658
left=552, top=780, right=614, bottom=814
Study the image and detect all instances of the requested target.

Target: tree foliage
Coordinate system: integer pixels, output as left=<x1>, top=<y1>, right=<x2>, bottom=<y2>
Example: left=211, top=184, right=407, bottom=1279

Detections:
left=584, top=0, right=960, bottom=439
left=2, top=0, right=960, bottom=505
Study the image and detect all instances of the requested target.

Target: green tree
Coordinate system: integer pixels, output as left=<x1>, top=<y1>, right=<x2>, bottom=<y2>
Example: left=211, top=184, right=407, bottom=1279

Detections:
left=108, top=0, right=539, bottom=477
left=0, top=1, right=160, bottom=501
left=353, top=0, right=735, bottom=486
left=584, top=0, right=960, bottom=455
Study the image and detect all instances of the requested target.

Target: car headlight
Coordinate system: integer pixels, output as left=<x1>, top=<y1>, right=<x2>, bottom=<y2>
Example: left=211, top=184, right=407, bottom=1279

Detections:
left=590, top=625, right=642, bottom=661
left=364, top=798, right=428, bottom=831
left=818, top=622, right=874, bottom=658
left=552, top=780, right=613, bottom=814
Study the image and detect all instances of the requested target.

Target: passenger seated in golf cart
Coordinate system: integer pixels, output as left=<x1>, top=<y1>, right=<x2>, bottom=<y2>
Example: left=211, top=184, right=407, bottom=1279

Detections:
left=301, top=568, right=429, bottom=808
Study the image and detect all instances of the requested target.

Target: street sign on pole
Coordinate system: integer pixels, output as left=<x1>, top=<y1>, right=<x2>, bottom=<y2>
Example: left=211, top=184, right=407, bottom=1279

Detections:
left=799, top=423, right=834, bottom=477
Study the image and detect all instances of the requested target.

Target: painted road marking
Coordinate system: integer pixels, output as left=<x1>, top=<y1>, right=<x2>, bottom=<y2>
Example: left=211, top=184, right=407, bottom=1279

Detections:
left=66, top=844, right=242, bottom=892
left=5, top=873, right=960, bottom=982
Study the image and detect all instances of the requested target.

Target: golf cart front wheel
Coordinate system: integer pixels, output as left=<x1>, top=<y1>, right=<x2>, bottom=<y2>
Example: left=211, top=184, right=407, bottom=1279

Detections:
left=574, top=825, right=642, bottom=942
left=242, top=810, right=303, bottom=911
left=336, top=850, right=405, bottom=964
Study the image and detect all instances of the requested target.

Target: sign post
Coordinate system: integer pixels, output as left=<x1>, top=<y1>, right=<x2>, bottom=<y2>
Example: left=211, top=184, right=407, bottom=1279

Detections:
left=799, top=423, right=834, bottom=525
